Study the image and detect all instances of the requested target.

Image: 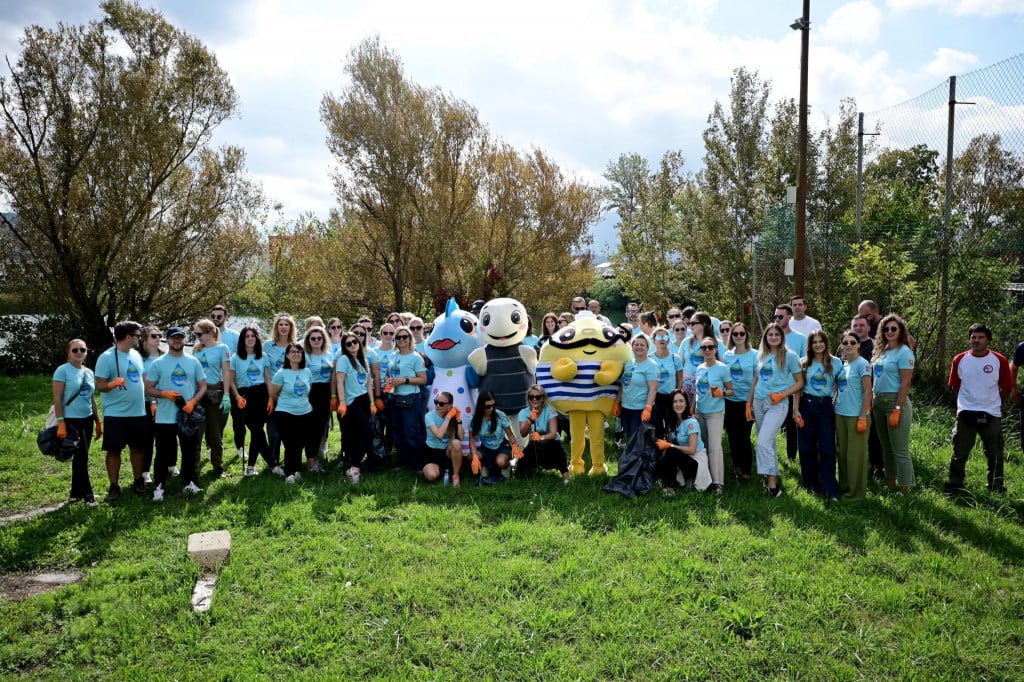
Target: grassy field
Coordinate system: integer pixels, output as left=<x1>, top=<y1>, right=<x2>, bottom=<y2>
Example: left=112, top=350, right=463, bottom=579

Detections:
left=1, top=374, right=1022, bottom=680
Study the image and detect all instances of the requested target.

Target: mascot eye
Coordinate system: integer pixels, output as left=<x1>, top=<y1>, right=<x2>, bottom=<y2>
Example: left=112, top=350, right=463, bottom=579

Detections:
left=481, top=312, right=490, bottom=326
left=557, top=328, right=576, bottom=343
left=460, top=318, right=475, bottom=334
left=511, top=311, right=522, bottom=324
left=602, top=326, right=619, bottom=342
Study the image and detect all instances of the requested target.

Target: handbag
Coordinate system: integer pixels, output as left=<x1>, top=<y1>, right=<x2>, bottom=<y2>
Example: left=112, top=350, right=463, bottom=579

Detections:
left=391, top=392, right=416, bottom=408
left=39, top=380, right=81, bottom=454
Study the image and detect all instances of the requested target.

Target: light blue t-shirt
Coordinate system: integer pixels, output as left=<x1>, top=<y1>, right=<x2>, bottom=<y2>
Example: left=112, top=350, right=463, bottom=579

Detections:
left=425, top=410, right=453, bottom=449
left=52, top=363, right=95, bottom=419
left=388, top=351, right=426, bottom=396
left=376, top=348, right=394, bottom=389
left=723, top=348, right=758, bottom=402
left=336, top=354, right=370, bottom=404
left=695, top=361, right=730, bottom=414
left=517, top=404, right=558, bottom=435
left=94, top=347, right=146, bottom=417
left=229, top=353, right=270, bottom=389
left=220, top=328, right=240, bottom=356
left=873, top=345, right=915, bottom=395
left=754, top=351, right=802, bottom=400
left=621, top=357, right=660, bottom=410
left=679, top=338, right=727, bottom=386
left=271, top=368, right=313, bottom=415
left=835, top=357, right=871, bottom=417
left=263, top=341, right=289, bottom=374
left=307, top=351, right=335, bottom=385
left=475, top=410, right=512, bottom=450
left=802, top=356, right=841, bottom=398
left=147, top=354, right=205, bottom=424
left=652, top=351, right=683, bottom=395
left=194, top=343, right=230, bottom=385
left=671, top=417, right=704, bottom=453
left=786, top=330, right=807, bottom=360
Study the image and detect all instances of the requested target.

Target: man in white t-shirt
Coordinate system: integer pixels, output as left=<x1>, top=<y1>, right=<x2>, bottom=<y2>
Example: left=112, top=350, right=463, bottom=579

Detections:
left=787, top=296, right=821, bottom=336
left=944, top=323, right=1014, bottom=494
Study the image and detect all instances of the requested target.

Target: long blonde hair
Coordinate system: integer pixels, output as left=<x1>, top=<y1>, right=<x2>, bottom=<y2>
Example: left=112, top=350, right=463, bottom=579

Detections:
left=271, top=312, right=297, bottom=345
left=192, top=319, right=219, bottom=353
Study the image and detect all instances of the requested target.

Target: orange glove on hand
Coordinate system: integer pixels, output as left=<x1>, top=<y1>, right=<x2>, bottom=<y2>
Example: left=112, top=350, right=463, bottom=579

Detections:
left=641, top=405, right=652, bottom=422
left=94, top=421, right=103, bottom=441
left=370, top=402, right=378, bottom=416
left=888, top=409, right=901, bottom=429
left=330, top=396, right=339, bottom=413
left=529, top=409, right=540, bottom=422
left=856, top=417, right=868, bottom=433
left=267, top=398, right=275, bottom=415
left=769, top=392, right=786, bottom=405
left=183, top=399, right=198, bottom=415
left=236, top=396, right=247, bottom=410
left=511, top=444, right=524, bottom=460
left=446, top=407, right=460, bottom=420
left=160, top=390, right=181, bottom=401
left=745, top=402, right=753, bottom=421
left=375, top=398, right=386, bottom=412
left=149, top=402, right=157, bottom=418
left=471, top=455, right=481, bottom=475
left=613, top=399, right=622, bottom=417
left=711, top=386, right=724, bottom=398
left=108, top=377, right=126, bottom=390
left=529, top=431, right=542, bottom=442
left=655, top=439, right=672, bottom=451
left=794, top=415, right=805, bottom=428
left=384, top=378, right=396, bottom=394
left=57, top=421, right=67, bottom=440
left=337, top=402, right=347, bottom=417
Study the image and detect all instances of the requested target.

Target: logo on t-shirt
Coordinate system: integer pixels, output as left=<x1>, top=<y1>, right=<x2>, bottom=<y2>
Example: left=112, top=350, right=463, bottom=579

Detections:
left=983, top=364, right=994, bottom=374
left=171, top=364, right=187, bottom=387
left=126, top=364, right=141, bottom=384
left=293, top=378, right=308, bottom=398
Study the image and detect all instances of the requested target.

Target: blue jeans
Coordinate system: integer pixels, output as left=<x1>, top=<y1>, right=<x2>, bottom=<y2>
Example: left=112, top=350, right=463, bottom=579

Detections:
left=621, top=407, right=644, bottom=445
left=797, top=394, right=838, bottom=497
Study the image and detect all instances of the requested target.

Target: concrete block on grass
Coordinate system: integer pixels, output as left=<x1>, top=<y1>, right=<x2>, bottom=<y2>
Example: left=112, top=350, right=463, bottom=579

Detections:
left=187, top=530, right=232, bottom=571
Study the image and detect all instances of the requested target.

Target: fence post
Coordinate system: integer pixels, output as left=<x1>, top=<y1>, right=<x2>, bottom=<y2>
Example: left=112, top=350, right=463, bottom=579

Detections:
left=939, top=76, right=957, bottom=372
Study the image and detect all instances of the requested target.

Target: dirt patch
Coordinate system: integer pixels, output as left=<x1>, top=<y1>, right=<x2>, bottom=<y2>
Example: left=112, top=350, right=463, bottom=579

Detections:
left=0, top=501, right=68, bottom=527
left=0, top=570, right=82, bottom=602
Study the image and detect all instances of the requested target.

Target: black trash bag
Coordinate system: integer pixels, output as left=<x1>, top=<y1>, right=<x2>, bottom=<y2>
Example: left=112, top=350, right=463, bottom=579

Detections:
left=37, top=423, right=80, bottom=462
left=362, top=413, right=389, bottom=473
left=177, top=402, right=206, bottom=437
left=604, top=422, right=657, bottom=498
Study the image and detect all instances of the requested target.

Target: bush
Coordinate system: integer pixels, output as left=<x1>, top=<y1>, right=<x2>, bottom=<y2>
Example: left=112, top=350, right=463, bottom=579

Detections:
left=0, top=314, right=78, bottom=376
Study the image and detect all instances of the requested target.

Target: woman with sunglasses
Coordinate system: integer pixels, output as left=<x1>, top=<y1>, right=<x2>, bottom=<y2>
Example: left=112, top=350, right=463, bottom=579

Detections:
left=227, top=326, right=283, bottom=477
left=269, top=342, right=316, bottom=483
left=871, top=314, right=916, bottom=494
left=424, top=391, right=465, bottom=485
left=517, top=385, right=570, bottom=482
left=264, top=313, right=297, bottom=466
left=386, top=325, right=427, bottom=469
left=793, top=330, right=842, bottom=500
left=669, top=317, right=688, bottom=355
left=470, top=390, right=522, bottom=485
left=617, top=334, right=660, bottom=447
left=53, top=339, right=100, bottom=506
left=748, top=323, right=804, bottom=498
left=677, top=311, right=724, bottom=410
left=655, top=389, right=711, bottom=494
left=303, top=325, right=334, bottom=473
left=326, top=317, right=345, bottom=354
left=336, top=331, right=377, bottom=483
left=138, top=325, right=163, bottom=483
left=722, top=322, right=757, bottom=483
left=835, top=330, right=873, bottom=500
left=192, top=319, right=232, bottom=478
left=718, top=321, right=733, bottom=347
left=651, top=326, right=683, bottom=438
left=695, top=335, right=733, bottom=494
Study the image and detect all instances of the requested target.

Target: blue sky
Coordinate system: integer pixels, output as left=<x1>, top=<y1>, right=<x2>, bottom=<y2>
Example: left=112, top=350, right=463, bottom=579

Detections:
left=1, top=0, right=1022, bottom=256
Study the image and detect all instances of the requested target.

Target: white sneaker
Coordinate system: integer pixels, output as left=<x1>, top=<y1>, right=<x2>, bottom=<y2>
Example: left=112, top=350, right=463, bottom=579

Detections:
left=270, top=465, right=285, bottom=477
left=183, top=482, right=203, bottom=495
left=285, top=473, right=300, bottom=484
left=167, top=466, right=180, bottom=477
left=244, top=466, right=258, bottom=477
left=152, top=485, right=164, bottom=502
left=346, top=466, right=360, bottom=484
left=142, top=472, right=153, bottom=484
left=237, top=447, right=246, bottom=460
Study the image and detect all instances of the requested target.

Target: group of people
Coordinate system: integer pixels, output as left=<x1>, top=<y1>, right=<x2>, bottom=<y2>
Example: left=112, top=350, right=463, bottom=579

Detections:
left=51, top=297, right=1013, bottom=505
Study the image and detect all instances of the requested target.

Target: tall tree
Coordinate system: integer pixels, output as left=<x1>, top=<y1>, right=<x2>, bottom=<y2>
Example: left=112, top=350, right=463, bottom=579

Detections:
left=0, top=0, right=263, bottom=350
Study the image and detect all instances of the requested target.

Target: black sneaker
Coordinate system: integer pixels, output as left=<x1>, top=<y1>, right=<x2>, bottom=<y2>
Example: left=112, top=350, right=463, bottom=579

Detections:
left=766, top=486, right=783, bottom=499
left=943, top=481, right=964, bottom=495
left=132, top=477, right=146, bottom=495
left=105, top=483, right=121, bottom=502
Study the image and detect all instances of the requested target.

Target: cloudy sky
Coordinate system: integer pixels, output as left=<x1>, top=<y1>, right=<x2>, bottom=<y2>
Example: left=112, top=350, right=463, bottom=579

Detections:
left=1, top=0, right=1022, bottom=255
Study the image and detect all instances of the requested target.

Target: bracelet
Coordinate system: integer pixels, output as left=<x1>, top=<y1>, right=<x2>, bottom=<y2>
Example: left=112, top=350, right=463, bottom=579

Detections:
left=56, top=417, right=64, bottom=422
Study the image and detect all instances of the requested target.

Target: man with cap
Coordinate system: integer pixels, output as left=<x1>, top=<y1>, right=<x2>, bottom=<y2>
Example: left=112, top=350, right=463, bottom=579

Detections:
left=144, top=327, right=207, bottom=501
left=211, top=304, right=245, bottom=462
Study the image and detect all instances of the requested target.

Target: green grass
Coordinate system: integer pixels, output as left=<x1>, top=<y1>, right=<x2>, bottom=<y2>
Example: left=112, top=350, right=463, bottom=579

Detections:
left=1, top=375, right=1023, bottom=680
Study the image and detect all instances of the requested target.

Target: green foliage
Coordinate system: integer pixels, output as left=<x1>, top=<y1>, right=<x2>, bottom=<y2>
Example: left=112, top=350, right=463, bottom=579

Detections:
left=0, top=315, right=77, bottom=376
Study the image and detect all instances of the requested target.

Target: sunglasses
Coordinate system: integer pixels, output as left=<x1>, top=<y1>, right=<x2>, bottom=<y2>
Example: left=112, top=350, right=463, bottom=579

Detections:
left=884, top=326, right=900, bottom=333
left=70, top=348, right=87, bottom=354
left=410, top=326, right=423, bottom=331
left=668, top=314, right=681, bottom=319
left=688, top=322, right=701, bottom=326
left=395, top=334, right=411, bottom=340
left=773, top=314, right=785, bottom=320
left=434, top=400, right=450, bottom=406
left=484, top=403, right=496, bottom=409
left=287, top=349, right=303, bottom=355
left=527, top=394, right=543, bottom=401
left=149, top=333, right=162, bottom=339
left=353, top=332, right=365, bottom=338
left=381, top=331, right=395, bottom=336
left=673, top=327, right=685, bottom=333
left=720, top=328, right=732, bottom=334
left=654, top=335, right=669, bottom=341
left=309, top=335, right=324, bottom=342
left=344, top=340, right=360, bottom=347
left=731, top=331, right=747, bottom=337
left=701, top=345, right=716, bottom=351
left=329, top=325, right=342, bottom=330
left=841, top=340, right=860, bottom=346
left=572, top=307, right=584, bottom=313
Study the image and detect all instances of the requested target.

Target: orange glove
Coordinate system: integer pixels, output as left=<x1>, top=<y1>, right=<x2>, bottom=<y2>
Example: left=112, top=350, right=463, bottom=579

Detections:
left=375, top=398, right=386, bottom=412
left=330, top=396, right=339, bottom=413
left=183, top=399, right=198, bottom=415
left=370, top=402, right=378, bottom=416
left=267, top=397, right=275, bottom=415
left=94, top=420, right=103, bottom=441
left=794, top=415, right=805, bottom=428
left=511, top=443, right=524, bottom=460
left=613, top=399, right=621, bottom=417
left=856, top=417, right=868, bottom=433
left=641, top=405, right=652, bottom=422
left=745, top=402, right=753, bottom=421
left=655, top=439, right=672, bottom=451
left=236, top=395, right=247, bottom=410
left=529, top=409, right=540, bottom=422
left=337, top=402, right=347, bottom=417
left=57, top=421, right=67, bottom=440
left=149, top=402, right=157, bottom=418
left=384, top=378, right=396, bottom=393
left=471, top=455, right=481, bottom=475
left=769, top=392, right=786, bottom=405
left=888, top=409, right=901, bottom=429
left=446, top=407, right=460, bottom=420
left=529, top=431, right=541, bottom=442
left=160, top=390, right=181, bottom=401
left=711, top=386, right=724, bottom=398
left=108, top=377, right=126, bottom=390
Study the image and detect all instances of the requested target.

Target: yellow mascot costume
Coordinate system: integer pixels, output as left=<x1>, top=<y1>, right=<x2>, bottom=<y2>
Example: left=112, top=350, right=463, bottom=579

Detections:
left=537, top=312, right=631, bottom=475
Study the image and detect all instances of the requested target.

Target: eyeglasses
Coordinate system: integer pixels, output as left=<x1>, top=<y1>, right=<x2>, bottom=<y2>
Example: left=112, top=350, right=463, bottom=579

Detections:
left=395, top=334, right=411, bottom=340
left=654, top=335, right=670, bottom=341
left=527, top=394, right=543, bottom=401
left=434, top=400, right=450, bottom=406
left=701, top=345, right=716, bottom=351
left=484, top=403, right=496, bottom=409
left=410, top=325, right=423, bottom=331
left=731, top=331, right=747, bottom=337
left=344, top=340, right=360, bottom=347
left=149, top=333, right=162, bottom=339
left=773, top=314, right=785, bottom=320
left=841, top=340, right=860, bottom=346
left=329, top=325, right=342, bottom=330
left=381, top=331, right=395, bottom=336
left=884, top=326, right=900, bottom=333
left=70, top=348, right=87, bottom=354
left=287, top=349, right=303, bottom=355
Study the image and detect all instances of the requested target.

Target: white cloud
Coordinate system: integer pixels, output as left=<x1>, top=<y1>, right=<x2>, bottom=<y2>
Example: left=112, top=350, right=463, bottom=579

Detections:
left=887, top=0, right=1024, bottom=17
left=923, top=47, right=980, bottom=76
left=818, top=1, right=884, bottom=44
